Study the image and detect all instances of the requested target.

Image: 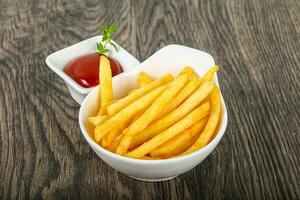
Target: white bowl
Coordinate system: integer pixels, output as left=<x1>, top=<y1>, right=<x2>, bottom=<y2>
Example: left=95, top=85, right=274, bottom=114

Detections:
left=79, top=44, right=228, bottom=181
left=45, top=36, right=140, bottom=104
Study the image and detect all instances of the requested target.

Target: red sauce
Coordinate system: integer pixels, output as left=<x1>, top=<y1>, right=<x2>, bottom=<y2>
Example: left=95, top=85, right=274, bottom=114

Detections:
left=64, top=53, right=123, bottom=88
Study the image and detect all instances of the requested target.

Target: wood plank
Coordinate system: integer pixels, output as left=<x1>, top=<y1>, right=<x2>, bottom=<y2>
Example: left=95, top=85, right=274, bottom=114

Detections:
left=0, top=0, right=299, bottom=199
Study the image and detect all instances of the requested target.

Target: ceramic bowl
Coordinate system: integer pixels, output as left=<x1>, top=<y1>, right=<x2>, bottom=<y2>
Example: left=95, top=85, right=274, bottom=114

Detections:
left=79, top=44, right=228, bottom=181
left=45, top=36, right=140, bottom=104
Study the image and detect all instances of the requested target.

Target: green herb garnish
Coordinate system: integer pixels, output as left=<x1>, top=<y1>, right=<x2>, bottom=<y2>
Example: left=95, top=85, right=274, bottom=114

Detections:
left=97, top=23, right=118, bottom=55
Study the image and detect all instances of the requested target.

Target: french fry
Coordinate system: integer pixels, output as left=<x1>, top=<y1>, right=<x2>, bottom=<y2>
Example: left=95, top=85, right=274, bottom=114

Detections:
left=97, top=99, right=117, bottom=116
left=128, top=72, right=153, bottom=95
left=107, top=74, right=174, bottom=115
left=157, top=65, right=219, bottom=116
left=130, top=81, right=215, bottom=149
left=126, top=102, right=210, bottom=158
left=127, top=74, right=189, bottom=136
left=140, top=156, right=160, bottom=160
left=137, top=72, right=153, bottom=87
left=156, top=66, right=217, bottom=118
left=181, top=87, right=221, bottom=155
left=131, top=110, right=144, bottom=122
left=116, top=74, right=189, bottom=155
left=107, top=134, right=123, bottom=152
left=160, top=65, right=216, bottom=117
left=88, top=115, right=109, bottom=126
left=101, top=119, right=131, bottom=147
left=208, top=102, right=224, bottom=143
left=160, top=77, right=201, bottom=116
left=150, top=117, right=208, bottom=158
left=97, top=107, right=106, bottom=116
left=179, top=66, right=197, bottom=79
left=96, top=56, right=113, bottom=115
left=94, top=85, right=167, bottom=142
left=199, top=65, right=219, bottom=84
left=99, top=56, right=113, bottom=108
left=105, top=112, right=143, bottom=150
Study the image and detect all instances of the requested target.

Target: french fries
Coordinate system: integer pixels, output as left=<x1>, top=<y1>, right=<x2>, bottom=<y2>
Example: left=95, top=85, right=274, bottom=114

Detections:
left=160, top=66, right=218, bottom=116
left=97, top=100, right=117, bottom=116
left=107, top=74, right=173, bottom=115
left=94, top=85, right=167, bottom=141
left=116, top=74, right=189, bottom=155
left=88, top=115, right=109, bottom=126
left=181, top=87, right=221, bottom=155
left=88, top=64, right=222, bottom=159
left=130, top=81, right=215, bottom=148
left=160, top=77, right=201, bottom=116
left=137, top=72, right=153, bottom=87
left=126, top=102, right=210, bottom=158
left=101, top=119, right=131, bottom=147
left=150, top=117, right=208, bottom=158
left=107, top=134, right=123, bottom=152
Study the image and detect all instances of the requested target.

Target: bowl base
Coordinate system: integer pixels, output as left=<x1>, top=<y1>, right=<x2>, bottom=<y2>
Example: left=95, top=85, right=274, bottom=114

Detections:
left=127, top=175, right=177, bottom=182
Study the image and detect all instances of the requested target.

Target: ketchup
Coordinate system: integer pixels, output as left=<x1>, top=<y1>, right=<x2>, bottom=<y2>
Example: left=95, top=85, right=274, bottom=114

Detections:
left=64, top=53, right=123, bottom=88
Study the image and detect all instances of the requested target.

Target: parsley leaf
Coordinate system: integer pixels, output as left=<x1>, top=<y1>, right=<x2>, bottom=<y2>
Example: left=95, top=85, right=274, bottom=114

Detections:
left=97, top=23, right=119, bottom=55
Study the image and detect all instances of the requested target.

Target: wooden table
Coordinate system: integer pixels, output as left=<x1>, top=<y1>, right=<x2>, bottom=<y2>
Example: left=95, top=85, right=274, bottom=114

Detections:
left=0, top=0, right=299, bottom=199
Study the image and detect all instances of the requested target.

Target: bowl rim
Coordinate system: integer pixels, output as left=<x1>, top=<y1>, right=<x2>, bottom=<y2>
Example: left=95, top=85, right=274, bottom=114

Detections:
left=79, top=83, right=228, bottom=165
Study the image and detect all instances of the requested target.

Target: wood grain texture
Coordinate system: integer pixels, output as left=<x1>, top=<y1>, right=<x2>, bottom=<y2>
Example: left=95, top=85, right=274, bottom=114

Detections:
left=0, top=0, right=299, bottom=199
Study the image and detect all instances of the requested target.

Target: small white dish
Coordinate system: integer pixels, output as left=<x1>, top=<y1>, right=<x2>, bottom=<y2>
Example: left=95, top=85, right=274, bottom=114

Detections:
left=45, top=36, right=140, bottom=104
left=79, top=44, right=228, bottom=181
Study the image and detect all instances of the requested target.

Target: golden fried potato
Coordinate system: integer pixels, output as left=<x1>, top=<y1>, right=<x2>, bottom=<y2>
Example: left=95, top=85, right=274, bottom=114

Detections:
left=101, top=119, right=131, bottom=147
left=130, top=81, right=215, bottom=149
left=126, top=102, right=211, bottom=158
left=97, top=100, right=117, bottom=116
left=179, top=66, right=198, bottom=79
left=208, top=102, right=224, bottom=143
left=88, top=115, right=109, bottom=126
left=99, top=56, right=113, bottom=108
left=116, top=74, right=189, bottom=155
left=94, top=85, right=167, bottom=142
left=88, top=64, right=223, bottom=160
left=140, top=156, right=160, bottom=160
left=150, top=117, right=208, bottom=158
left=137, top=72, right=153, bottom=87
left=107, top=134, right=123, bottom=152
left=199, top=65, right=219, bottom=84
left=161, top=77, right=201, bottom=116
left=181, top=87, right=221, bottom=155
left=107, top=74, right=173, bottom=115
